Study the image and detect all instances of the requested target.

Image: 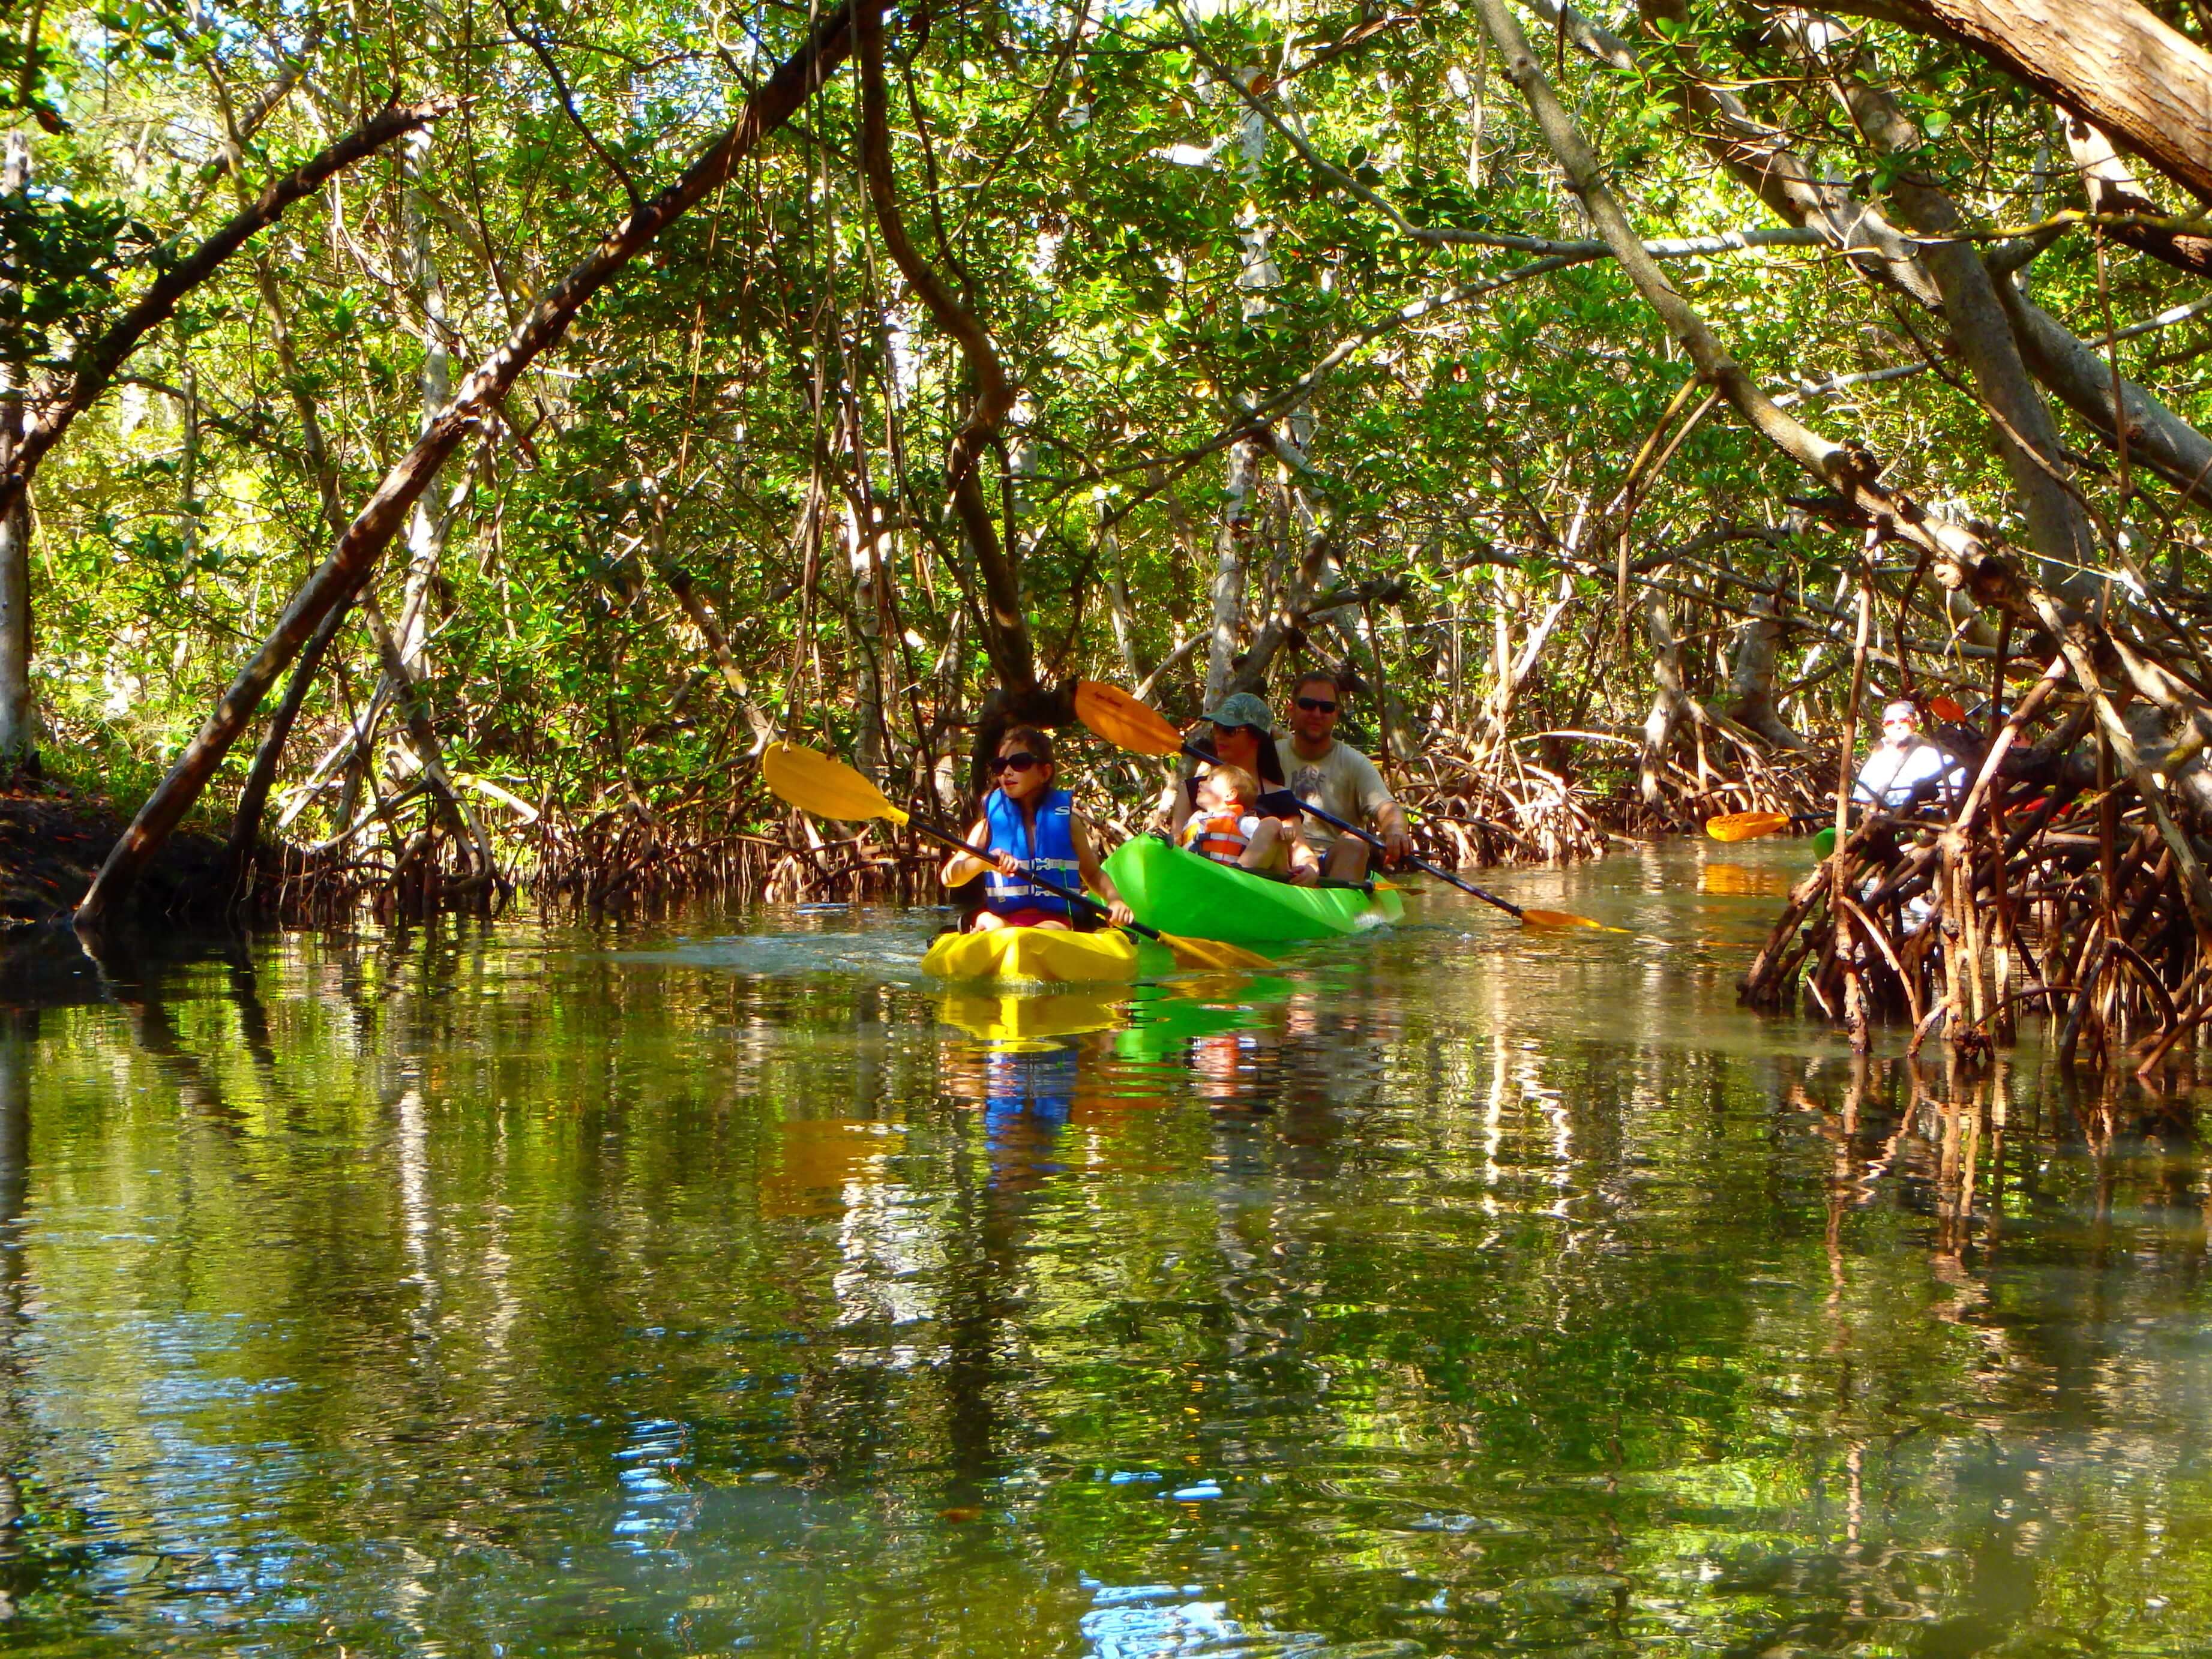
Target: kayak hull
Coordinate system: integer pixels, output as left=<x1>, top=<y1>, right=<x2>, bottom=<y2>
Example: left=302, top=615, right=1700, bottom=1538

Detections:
left=1104, top=836, right=1402, bottom=946
left=922, top=925, right=1143, bottom=985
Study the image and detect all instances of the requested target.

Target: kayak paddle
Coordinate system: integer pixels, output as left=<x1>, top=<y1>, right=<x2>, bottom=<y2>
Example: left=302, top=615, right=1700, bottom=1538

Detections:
left=1260, top=790, right=1626, bottom=931
left=760, top=742, right=1273, bottom=973
left=1074, top=680, right=1621, bottom=932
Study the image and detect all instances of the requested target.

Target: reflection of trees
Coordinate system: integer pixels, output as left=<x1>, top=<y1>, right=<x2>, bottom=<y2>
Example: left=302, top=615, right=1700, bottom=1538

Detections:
left=0, top=1009, right=28, bottom=1552
left=7, top=922, right=2212, bottom=1651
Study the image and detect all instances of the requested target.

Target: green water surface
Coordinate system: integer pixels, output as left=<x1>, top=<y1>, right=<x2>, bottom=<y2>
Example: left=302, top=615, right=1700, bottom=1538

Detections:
left=2, top=842, right=2207, bottom=1657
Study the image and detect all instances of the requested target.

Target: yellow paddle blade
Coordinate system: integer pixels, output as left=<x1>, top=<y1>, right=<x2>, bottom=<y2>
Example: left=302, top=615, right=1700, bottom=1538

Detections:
left=1704, top=810, right=1790, bottom=843
left=1075, top=679, right=1185, bottom=757
left=1521, top=908, right=1630, bottom=933
left=1157, top=931, right=1273, bottom=972
left=762, top=742, right=910, bottom=826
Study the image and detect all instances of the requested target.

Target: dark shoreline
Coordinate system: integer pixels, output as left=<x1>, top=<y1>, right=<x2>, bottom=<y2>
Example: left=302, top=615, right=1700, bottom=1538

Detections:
left=1, top=779, right=233, bottom=936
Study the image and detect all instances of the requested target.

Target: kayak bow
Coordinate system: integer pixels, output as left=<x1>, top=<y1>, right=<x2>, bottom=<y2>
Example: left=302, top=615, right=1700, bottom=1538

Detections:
left=921, top=925, right=1152, bottom=985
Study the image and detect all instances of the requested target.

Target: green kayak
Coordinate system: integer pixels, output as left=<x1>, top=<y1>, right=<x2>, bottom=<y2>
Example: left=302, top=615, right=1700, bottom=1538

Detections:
left=1104, top=836, right=1404, bottom=946
left=1810, top=825, right=1838, bottom=858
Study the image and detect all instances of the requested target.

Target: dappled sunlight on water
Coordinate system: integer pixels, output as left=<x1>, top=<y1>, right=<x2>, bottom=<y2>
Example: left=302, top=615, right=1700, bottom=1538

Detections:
left=6, top=840, right=2212, bottom=1654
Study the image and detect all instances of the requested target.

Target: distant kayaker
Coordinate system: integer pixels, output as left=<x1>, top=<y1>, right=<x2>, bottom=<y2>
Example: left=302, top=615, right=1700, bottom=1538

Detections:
left=1180, top=763, right=1319, bottom=878
left=1273, top=671, right=1411, bottom=881
left=943, top=726, right=1134, bottom=931
left=1852, top=700, right=1964, bottom=812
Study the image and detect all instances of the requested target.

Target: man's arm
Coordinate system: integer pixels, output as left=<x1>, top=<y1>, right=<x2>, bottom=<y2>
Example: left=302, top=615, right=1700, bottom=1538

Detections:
left=1348, top=749, right=1412, bottom=863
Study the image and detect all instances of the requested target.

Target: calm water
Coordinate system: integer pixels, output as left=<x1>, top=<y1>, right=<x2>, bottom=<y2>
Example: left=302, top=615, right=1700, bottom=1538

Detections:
left=4, top=842, right=2209, bottom=1657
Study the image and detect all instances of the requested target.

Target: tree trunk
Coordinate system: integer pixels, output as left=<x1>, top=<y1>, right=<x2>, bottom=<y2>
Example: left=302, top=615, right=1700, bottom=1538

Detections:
left=357, top=589, right=496, bottom=884
left=1206, top=439, right=1258, bottom=704
left=1791, top=24, right=2097, bottom=578
left=1729, top=596, right=1806, bottom=748
left=2064, top=116, right=2212, bottom=279
left=1585, top=0, right=2212, bottom=502
left=1839, top=0, right=2212, bottom=205
left=75, top=5, right=855, bottom=932
left=853, top=0, right=1034, bottom=700
left=1998, top=278, right=2212, bottom=512
left=397, top=122, right=455, bottom=680
left=1639, top=592, right=1689, bottom=809
left=226, top=591, right=356, bottom=877
left=846, top=502, right=890, bottom=781
left=1099, top=505, right=1143, bottom=686
left=224, top=241, right=359, bottom=874
left=0, top=134, right=34, bottom=772
left=1470, top=0, right=2003, bottom=620
left=1225, top=411, right=1336, bottom=697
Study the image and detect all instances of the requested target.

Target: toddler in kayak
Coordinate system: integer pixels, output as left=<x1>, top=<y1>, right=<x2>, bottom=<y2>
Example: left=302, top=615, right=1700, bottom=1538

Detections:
left=1180, top=764, right=1317, bottom=878
left=942, top=726, right=1135, bottom=932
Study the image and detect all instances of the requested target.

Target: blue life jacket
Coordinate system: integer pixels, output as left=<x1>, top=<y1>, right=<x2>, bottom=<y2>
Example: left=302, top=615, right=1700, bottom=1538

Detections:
left=982, top=787, right=1081, bottom=919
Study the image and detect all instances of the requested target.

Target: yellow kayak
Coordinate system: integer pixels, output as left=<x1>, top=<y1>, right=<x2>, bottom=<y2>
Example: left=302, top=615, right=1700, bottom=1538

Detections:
left=921, top=926, right=1143, bottom=985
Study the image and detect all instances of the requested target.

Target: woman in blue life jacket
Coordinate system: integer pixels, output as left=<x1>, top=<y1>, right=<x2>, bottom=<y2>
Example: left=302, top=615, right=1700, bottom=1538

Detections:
left=937, top=725, right=1132, bottom=938
left=941, top=726, right=1135, bottom=932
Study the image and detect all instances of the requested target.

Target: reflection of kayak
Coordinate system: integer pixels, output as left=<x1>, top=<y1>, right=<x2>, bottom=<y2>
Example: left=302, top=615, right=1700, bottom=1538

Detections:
left=1699, top=862, right=1798, bottom=898
left=1103, top=838, right=1402, bottom=946
left=938, top=989, right=1126, bottom=1043
left=921, top=926, right=1149, bottom=985
left=1114, top=975, right=1293, bottom=1061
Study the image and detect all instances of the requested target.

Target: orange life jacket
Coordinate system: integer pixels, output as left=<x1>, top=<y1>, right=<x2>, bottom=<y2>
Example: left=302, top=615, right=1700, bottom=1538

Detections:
left=1182, top=811, right=1251, bottom=866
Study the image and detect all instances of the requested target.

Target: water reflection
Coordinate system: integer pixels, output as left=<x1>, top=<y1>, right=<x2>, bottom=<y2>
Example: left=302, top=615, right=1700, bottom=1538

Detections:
left=3, top=846, right=2211, bottom=1654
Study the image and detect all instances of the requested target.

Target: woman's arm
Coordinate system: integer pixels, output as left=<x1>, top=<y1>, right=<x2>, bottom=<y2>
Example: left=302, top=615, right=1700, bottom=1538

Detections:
left=941, top=818, right=1007, bottom=887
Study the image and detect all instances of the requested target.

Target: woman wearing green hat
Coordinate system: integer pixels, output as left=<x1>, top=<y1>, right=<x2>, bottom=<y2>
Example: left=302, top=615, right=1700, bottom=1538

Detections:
left=1162, top=691, right=1308, bottom=880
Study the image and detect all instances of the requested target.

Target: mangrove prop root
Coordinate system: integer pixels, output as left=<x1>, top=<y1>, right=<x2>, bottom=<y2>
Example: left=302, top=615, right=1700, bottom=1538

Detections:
left=1739, top=652, right=2212, bottom=1070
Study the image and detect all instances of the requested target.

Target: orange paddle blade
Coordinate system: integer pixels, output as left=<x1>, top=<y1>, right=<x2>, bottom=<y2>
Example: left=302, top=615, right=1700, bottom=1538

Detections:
left=1928, top=694, right=1966, bottom=722
left=1075, top=679, right=1185, bottom=757
left=1522, top=908, right=1629, bottom=932
left=1157, top=932, right=1275, bottom=972
left=763, top=742, right=909, bottom=824
left=1704, top=811, right=1790, bottom=843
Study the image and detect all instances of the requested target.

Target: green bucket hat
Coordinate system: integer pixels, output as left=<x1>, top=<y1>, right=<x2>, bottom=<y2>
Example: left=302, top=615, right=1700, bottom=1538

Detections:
left=1202, top=691, right=1276, bottom=734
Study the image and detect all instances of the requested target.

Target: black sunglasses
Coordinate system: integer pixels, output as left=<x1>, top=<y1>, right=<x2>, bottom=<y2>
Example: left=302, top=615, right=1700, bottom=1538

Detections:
left=1211, top=722, right=1269, bottom=739
left=989, top=752, right=1045, bottom=774
left=1295, top=696, right=1338, bottom=713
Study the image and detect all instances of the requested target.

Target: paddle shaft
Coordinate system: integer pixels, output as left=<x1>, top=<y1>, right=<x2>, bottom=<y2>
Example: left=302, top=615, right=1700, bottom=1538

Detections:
left=1270, top=791, right=1527, bottom=920
left=903, top=812, right=1168, bottom=944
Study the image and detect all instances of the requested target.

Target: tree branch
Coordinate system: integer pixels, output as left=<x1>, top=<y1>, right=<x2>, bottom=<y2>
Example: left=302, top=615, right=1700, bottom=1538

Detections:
left=0, top=97, right=451, bottom=516
left=854, top=0, right=1036, bottom=697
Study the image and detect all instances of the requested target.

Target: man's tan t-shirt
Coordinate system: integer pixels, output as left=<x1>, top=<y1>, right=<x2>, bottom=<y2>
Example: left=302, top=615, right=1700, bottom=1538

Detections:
left=1273, top=737, right=1393, bottom=847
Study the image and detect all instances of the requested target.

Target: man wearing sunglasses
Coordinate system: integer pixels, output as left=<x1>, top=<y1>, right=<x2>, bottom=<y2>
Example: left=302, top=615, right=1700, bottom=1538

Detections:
left=1851, top=700, right=1963, bottom=812
left=1275, top=671, right=1410, bottom=881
